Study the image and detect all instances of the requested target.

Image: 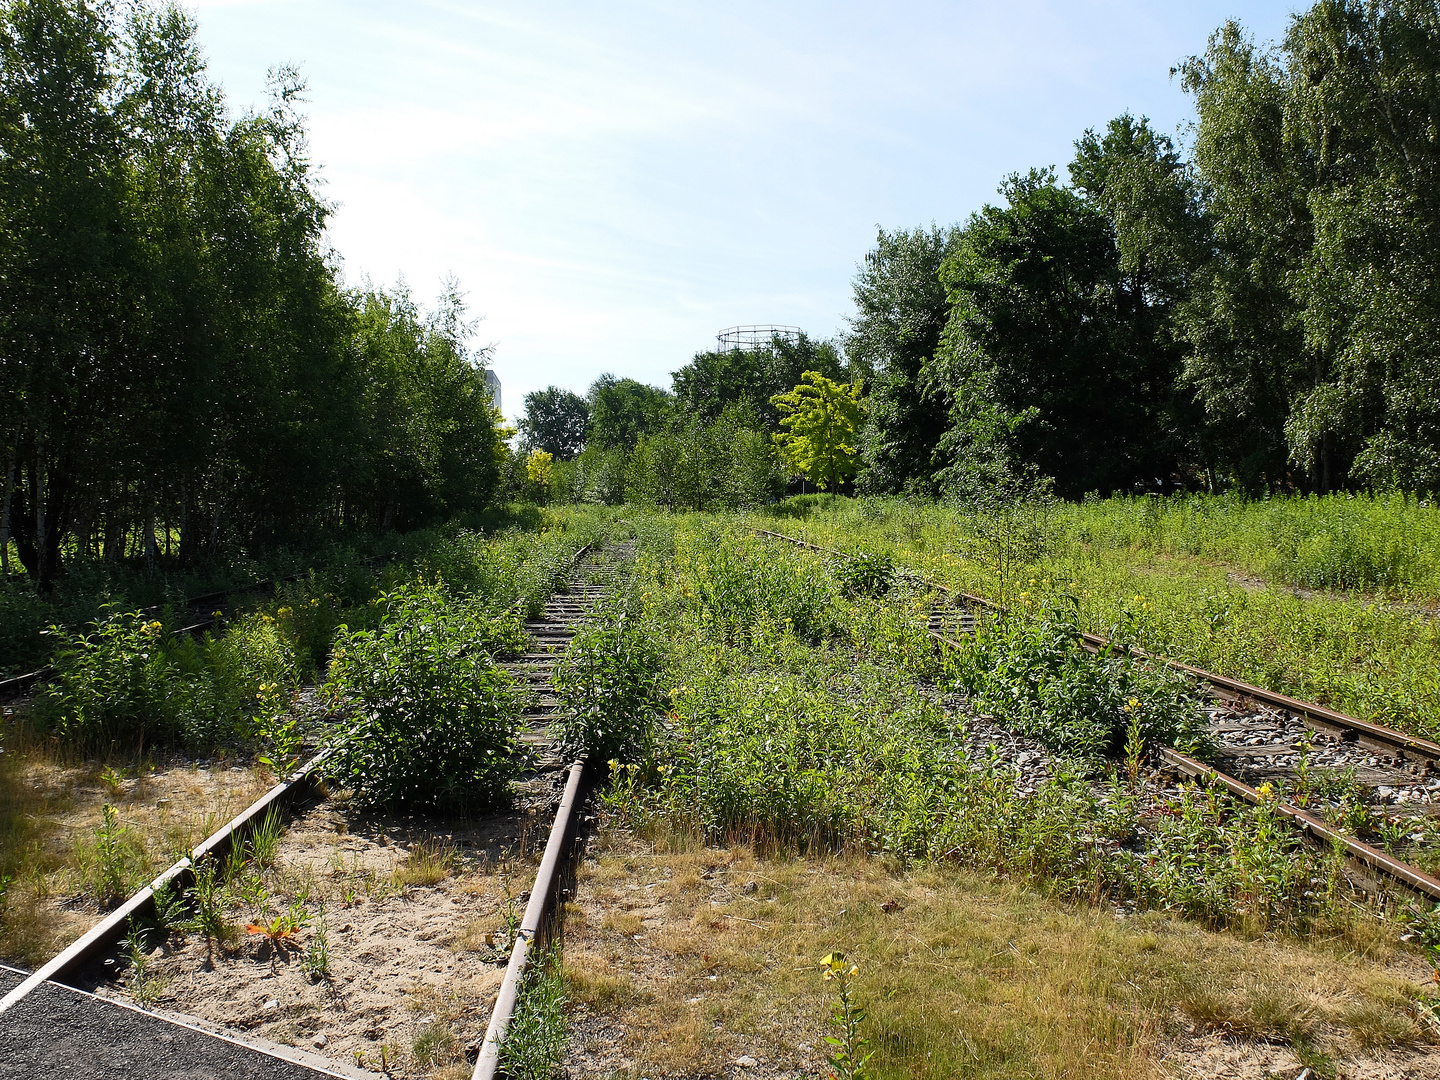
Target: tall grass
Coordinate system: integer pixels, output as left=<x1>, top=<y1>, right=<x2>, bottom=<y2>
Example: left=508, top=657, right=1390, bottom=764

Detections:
left=759, top=495, right=1440, bottom=738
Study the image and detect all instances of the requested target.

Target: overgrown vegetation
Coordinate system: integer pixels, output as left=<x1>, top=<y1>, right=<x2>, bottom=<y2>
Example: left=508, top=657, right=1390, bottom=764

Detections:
left=552, top=587, right=661, bottom=764
left=589, top=517, right=1437, bottom=946
left=499, top=948, right=569, bottom=1080
left=769, top=494, right=1440, bottom=738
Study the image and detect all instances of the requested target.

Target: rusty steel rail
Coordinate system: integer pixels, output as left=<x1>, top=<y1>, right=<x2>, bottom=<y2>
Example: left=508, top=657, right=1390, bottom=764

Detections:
left=1157, top=747, right=1440, bottom=901
left=473, top=759, right=587, bottom=1080
left=757, top=527, right=1440, bottom=765
left=0, top=747, right=332, bottom=1017
left=759, top=526, right=1440, bottom=898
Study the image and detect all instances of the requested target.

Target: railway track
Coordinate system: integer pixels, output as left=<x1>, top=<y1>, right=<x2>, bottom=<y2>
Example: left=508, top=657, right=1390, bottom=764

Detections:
left=0, top=539, right=630, bottom=1079
left=757, top=527, right=1440, bottom=902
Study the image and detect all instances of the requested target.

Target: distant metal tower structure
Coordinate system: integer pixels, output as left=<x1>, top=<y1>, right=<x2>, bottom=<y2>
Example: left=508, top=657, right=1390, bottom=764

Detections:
left=715, top=325, right=803, bottom=352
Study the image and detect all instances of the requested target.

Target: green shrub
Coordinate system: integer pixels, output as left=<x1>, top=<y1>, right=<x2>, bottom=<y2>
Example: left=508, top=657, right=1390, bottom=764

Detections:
left=322, top=582, right=522, bottom=811
left=552, top=595, right=661, bottom=763
left=37, top=610, right=186, bottom=752
left=37, top=608, right=298, bottom=753
left=945, top=603, right=1206, bottom=766
left=0, top=585, right=52, bottom=677
left=831, top=552, right=894, bottom=598
left=680, top=528, right=841, bottom=644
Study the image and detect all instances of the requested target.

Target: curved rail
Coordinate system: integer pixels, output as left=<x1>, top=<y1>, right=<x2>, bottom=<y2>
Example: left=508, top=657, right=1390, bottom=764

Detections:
left=758, top=526, right=1440, bottom=899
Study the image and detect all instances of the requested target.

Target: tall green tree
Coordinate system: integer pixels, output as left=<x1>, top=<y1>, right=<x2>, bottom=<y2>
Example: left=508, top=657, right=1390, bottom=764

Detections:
left=845, top=225, right=961, bottom=496
left=586, top=374, right=670, bottom=450
left=771, top=371, right=865, bottom=492
left=519, top=386, right=589, bottom=460
left=671, top=333, right=846, bottom=429
left=928, top=169, right=1190, bottom=500
left=1176, top=3, right=1440, bottom=493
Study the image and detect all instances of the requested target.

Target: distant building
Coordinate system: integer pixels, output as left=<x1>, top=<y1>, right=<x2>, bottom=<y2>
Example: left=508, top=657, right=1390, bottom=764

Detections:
left=484, top=368, right=501, bottom=413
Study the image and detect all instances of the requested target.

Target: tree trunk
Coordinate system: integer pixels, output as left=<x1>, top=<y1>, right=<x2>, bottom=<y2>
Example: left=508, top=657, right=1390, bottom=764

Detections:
left=33, top=439, right=47, bottom=588
left=0, top=426, right=17, bottom=580
left=145, top=494, right=158, bottom=577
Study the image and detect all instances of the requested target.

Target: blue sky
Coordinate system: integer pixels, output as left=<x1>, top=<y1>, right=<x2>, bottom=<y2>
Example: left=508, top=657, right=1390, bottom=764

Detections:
left=189, top=1, right=1299, bottom=423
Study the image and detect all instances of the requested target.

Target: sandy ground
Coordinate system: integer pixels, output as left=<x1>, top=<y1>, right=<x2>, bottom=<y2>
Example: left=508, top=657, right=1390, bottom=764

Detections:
left=109, top=796, right=550, bottom=1079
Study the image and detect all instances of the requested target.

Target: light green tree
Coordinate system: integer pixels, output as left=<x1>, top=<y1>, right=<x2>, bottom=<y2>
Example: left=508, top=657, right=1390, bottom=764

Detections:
left=770, top=371, right=865, bottom=491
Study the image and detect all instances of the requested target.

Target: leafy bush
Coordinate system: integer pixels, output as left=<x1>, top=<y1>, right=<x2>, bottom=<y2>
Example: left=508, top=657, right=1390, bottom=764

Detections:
left=0, top=585, right=53, bottom=677
left=945, top=603, right=1205, bottom=765
left=37, top=611, right=185, bottom=751
left=552, top=595, right=661, bottom=763
left=831, top=552, right=893, bottom=598
left=323, top=582, right=522, bottom=811
left=36, top=608, right=298, bottom=753
left=680, top=528, right=841, bottom=644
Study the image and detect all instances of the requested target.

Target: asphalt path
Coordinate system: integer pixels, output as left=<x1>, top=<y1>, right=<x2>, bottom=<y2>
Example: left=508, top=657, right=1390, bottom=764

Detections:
left=0, top=966, right=373, bottom=1079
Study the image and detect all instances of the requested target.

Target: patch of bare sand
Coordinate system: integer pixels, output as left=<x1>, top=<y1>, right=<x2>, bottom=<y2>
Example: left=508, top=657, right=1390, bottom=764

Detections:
left=114, top=797, right=549, bottom=1079
left=1160, top=1035, right=1440, bottom=1079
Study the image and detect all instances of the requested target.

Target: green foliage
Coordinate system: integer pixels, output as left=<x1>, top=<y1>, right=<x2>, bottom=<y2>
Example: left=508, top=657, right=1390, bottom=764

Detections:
left=36, top=607, right=297, bottom=753
left=928, top=165, right=1190, bottom=500
left=0, top=1, right=504, bottom=591
left=519, top=386, right=590, bottom=461
left=772, top=371, right=865, bottom=491
left=623, top=402, right=784, bottom=512
left=586, top=374, right=672, bottom=451
left=676, top=527, right=842, bottom=645
left=184, top=854, right=233, bottom=947
left=552, top=593, right=661, bottom=763
left=771, top=493, right=1440, bottom=738
left=672, top=333, right=848, bottom=428
left=820, top=952, right=874, bottom=1080
left=618, top=516, right=1347, bottom=932
left=952, top=604, right=1206, bottom=766
left=831, top=552, right=894, bottom=598
left=498, top=948, right=569, bottom=1080
left=846, top=225, right=961, bottom=497
left=84, top=804, right=143, bottom=903
left=322, top=581, right=522, bottom=812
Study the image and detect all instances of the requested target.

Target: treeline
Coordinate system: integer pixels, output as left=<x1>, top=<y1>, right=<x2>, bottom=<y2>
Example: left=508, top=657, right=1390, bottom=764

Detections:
left=856, top=0, right=1440, bottom=500
left=0, top=0, right=504, bottom=588
left=517, top=335, right=855, bottom=509
left=526, top=0, right=1440, bottom=506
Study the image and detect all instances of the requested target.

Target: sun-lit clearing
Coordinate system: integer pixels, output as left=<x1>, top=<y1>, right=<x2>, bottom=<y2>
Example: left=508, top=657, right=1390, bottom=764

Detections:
left=562, top=826, right=1440, bottom=1080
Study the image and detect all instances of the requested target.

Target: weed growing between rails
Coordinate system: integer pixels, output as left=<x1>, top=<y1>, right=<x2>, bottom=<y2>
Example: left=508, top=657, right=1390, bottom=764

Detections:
left=756, top=496, right=1440, bottom=738
left=0, top=511, right=616, bottom=974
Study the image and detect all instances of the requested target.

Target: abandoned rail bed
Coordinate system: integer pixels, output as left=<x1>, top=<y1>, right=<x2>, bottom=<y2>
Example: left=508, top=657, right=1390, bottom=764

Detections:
left=0, top=541, right=630, bottom=1079
left=5, top=521, right=1440, bottom=1077
left=757, top=527, right=1440, bottom=905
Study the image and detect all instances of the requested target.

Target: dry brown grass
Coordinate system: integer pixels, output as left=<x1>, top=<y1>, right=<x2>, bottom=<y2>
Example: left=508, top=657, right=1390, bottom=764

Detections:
left=560, top=826, right=1440, bottom=1080
left=394, top=839, right=459, bottom=888
left=0, top=716, right=271, bottom=968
